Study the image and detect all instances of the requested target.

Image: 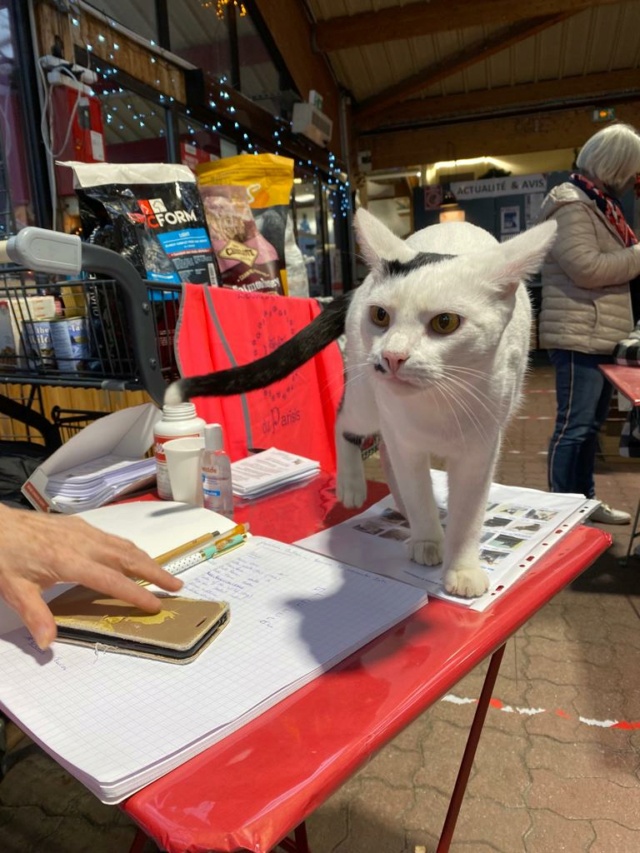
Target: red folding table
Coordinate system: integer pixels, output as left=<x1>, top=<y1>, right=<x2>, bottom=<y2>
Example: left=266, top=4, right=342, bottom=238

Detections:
left=122, top=474, right=610, bottom=853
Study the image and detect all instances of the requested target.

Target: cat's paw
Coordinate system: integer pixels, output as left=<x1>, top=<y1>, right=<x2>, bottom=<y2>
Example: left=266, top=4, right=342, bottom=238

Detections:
left=408, top=538, right=444, bottom=566
left=444, top=565, right=489, bottom=598
left=336, top=471, right=367, bottom=508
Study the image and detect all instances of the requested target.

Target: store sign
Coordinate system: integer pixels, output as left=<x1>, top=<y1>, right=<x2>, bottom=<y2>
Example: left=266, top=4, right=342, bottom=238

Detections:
left=451, top=174, right=547, bottom=199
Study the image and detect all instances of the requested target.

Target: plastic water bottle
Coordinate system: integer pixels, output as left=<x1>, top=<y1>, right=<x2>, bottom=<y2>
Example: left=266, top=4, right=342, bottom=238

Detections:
left=201, top=423, right=234, bottom=518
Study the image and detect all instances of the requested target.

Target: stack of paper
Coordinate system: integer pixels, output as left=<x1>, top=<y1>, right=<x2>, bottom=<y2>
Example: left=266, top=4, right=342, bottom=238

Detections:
left=22, top=402, right=162, bottom=513
left=45, top=454, right=156, bottom=513
left=231, top=447, right=320, bottom=499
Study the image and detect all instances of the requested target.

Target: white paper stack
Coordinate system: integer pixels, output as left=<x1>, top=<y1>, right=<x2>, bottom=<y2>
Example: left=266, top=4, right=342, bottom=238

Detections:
left=46, top=454, right=157, bottom=513
left=231, top=447, right=320, bottom=499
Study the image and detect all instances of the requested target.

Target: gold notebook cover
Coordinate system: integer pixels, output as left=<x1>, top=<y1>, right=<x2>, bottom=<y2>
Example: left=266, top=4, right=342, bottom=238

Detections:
left=50, top=587, right=230, bottom=664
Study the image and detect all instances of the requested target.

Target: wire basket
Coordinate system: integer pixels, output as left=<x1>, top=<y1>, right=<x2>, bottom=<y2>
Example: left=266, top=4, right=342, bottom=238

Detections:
left=0, top=267, right=180, bottom=397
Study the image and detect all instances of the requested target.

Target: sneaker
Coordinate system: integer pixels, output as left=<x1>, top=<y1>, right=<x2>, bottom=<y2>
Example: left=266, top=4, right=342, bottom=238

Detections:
left=589, top=502, right=631, bottom=525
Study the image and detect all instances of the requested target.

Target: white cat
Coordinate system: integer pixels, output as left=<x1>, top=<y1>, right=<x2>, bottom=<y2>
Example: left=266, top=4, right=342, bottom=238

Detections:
left=166, top=209, right=557, bottom=597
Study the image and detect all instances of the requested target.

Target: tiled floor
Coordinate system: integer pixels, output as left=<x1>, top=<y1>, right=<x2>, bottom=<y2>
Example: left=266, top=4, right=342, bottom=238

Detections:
left=1, top=356, right=640, bottom=853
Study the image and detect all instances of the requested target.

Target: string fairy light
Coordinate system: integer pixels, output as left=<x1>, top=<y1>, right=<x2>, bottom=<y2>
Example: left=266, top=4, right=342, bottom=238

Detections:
left=200, top=0, right=248, bottom=18
left=69, top=8, right=351, bottom=221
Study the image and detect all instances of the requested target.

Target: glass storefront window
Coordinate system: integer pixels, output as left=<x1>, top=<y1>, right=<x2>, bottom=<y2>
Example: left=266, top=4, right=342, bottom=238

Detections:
left=236, top=12, right=283, bottom=118
left=294, top=180, right=321, bottom=297
left=97, top=86, right=169, bottom=162
left=169, top=2, right=231, bottom=82
left=0, top=1, right=35, bottom=234
left=83, top=0, right=158, bottom=45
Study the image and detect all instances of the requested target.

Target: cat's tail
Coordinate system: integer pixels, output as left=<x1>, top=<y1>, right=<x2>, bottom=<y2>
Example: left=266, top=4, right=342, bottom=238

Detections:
left=164, top=292, right=351, bottom=404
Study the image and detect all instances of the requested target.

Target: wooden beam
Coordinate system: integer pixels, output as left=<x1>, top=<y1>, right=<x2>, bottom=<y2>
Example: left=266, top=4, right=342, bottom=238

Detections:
left=355, top=14, right=570, bottom=124
left=359, top=69, right=640, bottom=131
left=314, top=0, right=621, bottom=52
left=358, top=103, right=640, bottom=171
left=252, top=0, right=343, bottom=158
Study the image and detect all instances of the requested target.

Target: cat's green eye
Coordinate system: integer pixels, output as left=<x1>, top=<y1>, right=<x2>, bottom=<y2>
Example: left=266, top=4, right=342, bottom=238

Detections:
left=370, top=306, right=390, bottom=328
left=430, top=313, right=461, bottom=334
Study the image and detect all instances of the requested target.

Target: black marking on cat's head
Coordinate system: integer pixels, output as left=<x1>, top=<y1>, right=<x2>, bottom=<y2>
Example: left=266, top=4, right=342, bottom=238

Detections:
left=384, top=252, right=455, bottom=277
left=374, top=363, right=387, bottom=374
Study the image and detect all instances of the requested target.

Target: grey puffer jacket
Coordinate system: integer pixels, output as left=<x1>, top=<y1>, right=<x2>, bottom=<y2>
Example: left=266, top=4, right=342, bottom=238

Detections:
left=537, top=182, right=640, bottom=353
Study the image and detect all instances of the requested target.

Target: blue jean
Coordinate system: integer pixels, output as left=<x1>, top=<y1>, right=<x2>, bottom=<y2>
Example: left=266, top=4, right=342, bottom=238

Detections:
left=547, top=349, right=614, bottom=499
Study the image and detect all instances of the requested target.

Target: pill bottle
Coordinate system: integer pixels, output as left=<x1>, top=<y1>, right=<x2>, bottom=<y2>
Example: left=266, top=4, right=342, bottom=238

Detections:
left=201, top=423, right=234, bottom=518
left=154, top=403, right=206, bottom=500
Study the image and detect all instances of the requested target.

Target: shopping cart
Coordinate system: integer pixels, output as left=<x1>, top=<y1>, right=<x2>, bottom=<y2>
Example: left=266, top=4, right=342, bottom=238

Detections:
left=0, top=228, right=181, bottom=445
left=0, top=227, right=180, bottom=403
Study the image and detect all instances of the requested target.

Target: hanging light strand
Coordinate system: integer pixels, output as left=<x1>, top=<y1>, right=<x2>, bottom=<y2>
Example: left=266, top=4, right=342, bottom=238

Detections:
left=201, top=0, right=247, bottom=18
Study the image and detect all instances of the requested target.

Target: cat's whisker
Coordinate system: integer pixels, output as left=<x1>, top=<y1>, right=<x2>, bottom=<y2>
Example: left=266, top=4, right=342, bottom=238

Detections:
left=436, top=377, right=497, bottom=447
left=441, top=377, right=502, bottom=445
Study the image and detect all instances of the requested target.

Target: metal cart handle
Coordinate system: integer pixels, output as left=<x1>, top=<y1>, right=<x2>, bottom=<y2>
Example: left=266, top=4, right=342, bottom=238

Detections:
left=0, top=228, right=82, bottom=274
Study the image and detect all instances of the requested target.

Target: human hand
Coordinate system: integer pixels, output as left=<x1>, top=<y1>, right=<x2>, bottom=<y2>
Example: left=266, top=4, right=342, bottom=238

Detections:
left=0, top=505, right=183, bottom=649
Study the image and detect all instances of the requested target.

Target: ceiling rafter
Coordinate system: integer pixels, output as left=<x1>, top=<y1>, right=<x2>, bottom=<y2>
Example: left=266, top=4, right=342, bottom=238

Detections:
left=313, top=0, right=620, bottom=52
left=361, top=69, right=640, bottom=131
left=354, top=13, right=572, bottom=125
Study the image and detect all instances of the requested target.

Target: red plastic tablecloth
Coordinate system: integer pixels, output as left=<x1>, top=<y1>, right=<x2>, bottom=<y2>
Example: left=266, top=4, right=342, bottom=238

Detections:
left=123, top=475, right=610, bottom=853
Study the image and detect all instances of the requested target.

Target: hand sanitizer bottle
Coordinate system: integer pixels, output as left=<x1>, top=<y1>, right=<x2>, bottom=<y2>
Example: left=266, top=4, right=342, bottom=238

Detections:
left=201, top=424, right=234, bottom=518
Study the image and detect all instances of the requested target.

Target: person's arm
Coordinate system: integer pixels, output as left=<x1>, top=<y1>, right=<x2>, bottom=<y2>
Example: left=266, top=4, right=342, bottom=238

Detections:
left=0, top=504, right=183, bottom=649
left=549, top=203, right=640, bottom=289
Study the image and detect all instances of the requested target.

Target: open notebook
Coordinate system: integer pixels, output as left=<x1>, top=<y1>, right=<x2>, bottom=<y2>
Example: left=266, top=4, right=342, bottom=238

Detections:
left=0, top=505, right=427, bottom=804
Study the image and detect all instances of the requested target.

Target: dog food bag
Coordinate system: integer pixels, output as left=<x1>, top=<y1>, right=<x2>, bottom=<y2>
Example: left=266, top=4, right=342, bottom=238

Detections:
left=61, top=161, right=221, bottom=286
left=196, top=154, right=294, bottom=294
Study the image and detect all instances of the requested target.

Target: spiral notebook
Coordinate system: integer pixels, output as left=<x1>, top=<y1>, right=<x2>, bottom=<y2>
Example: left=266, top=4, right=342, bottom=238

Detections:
left=0, top=520, right=427, bottom=804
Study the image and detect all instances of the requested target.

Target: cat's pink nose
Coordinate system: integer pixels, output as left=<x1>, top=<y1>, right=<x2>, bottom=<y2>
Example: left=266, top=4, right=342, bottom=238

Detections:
left=383, top=352, right=408, bottom=374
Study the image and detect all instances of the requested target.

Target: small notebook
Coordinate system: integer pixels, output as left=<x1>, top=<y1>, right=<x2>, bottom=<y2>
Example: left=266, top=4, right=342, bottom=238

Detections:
left=50, top=588, right=230, bottom=664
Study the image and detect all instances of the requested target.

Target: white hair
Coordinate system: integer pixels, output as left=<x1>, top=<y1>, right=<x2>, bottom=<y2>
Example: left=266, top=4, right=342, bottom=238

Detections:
left=576, top=122, right=640, bottom=196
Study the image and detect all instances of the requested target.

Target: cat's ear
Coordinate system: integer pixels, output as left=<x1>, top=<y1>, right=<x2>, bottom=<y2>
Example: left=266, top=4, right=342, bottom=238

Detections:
left=354, top=207, right=417, bottom=269
left=492, top=220, right=557, bottom=295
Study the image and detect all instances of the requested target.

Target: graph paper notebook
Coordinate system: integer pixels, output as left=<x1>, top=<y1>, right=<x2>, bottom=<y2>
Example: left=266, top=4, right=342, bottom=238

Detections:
left=0, top=535, right=427, bottom=804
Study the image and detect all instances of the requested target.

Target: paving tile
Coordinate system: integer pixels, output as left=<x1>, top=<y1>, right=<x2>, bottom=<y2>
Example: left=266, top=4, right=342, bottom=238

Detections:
left=525, top=767, right=640, bottom=827
left=524, top=809, right=595, bottom=852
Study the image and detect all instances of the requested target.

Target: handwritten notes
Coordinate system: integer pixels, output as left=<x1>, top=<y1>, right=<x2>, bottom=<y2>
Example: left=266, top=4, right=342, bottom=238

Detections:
left=0, top=537, right=427, bottom=803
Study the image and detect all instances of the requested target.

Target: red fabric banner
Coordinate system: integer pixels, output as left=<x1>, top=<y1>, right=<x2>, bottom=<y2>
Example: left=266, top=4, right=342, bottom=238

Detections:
left=175, top=285, right=343, bottom=473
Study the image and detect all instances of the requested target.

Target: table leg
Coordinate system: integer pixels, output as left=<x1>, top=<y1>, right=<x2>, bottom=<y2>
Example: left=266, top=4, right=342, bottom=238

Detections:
left=436, top=643, right=506, bottom=852
left=621, top=498, right=640, bottom=566
left=128, top=827, right=151, bottom=853
left=276, top=821, right=310, bottom=852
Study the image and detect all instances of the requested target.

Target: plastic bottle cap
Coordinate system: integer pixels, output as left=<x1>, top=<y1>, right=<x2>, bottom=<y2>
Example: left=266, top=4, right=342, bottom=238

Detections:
left=204, top=423, right=223, bottom=451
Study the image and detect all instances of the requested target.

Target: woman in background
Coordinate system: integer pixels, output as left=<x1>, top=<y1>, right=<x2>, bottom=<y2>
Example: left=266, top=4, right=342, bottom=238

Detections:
left=538, top=122, right=640, bottom=522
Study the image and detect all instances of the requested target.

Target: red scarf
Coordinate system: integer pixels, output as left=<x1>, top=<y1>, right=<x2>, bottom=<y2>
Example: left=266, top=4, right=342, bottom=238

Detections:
left=570, top=172, right=638, bottom=247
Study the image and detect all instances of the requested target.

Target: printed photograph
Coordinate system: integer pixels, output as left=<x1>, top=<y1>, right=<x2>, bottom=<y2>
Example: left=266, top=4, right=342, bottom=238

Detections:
left=497, top=504, right=529, bottom=518
left=483, top=516, right=512, bottom=528
left=526, top=508, right=558, bottom=522
left=380, top=527, right=411, bottom=541
left=490, top=533, right=527, bottom=551
left=381, top=508, right=407, bottom=523
left=353, top=520, right=386, bottom=535
left=480, top=548, right=510, bottom=567
left=510, top=521, right=543, bottom=533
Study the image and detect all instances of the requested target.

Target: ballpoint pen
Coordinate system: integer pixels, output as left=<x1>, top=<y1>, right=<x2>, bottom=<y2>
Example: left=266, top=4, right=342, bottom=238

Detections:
left=160, top=533, right=247, bottom=577
left=139, top=524, right=251, bottom=585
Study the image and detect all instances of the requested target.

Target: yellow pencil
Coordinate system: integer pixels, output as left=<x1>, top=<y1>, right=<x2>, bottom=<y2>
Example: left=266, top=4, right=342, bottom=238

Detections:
left=154, top=531, right=220, bottom=566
